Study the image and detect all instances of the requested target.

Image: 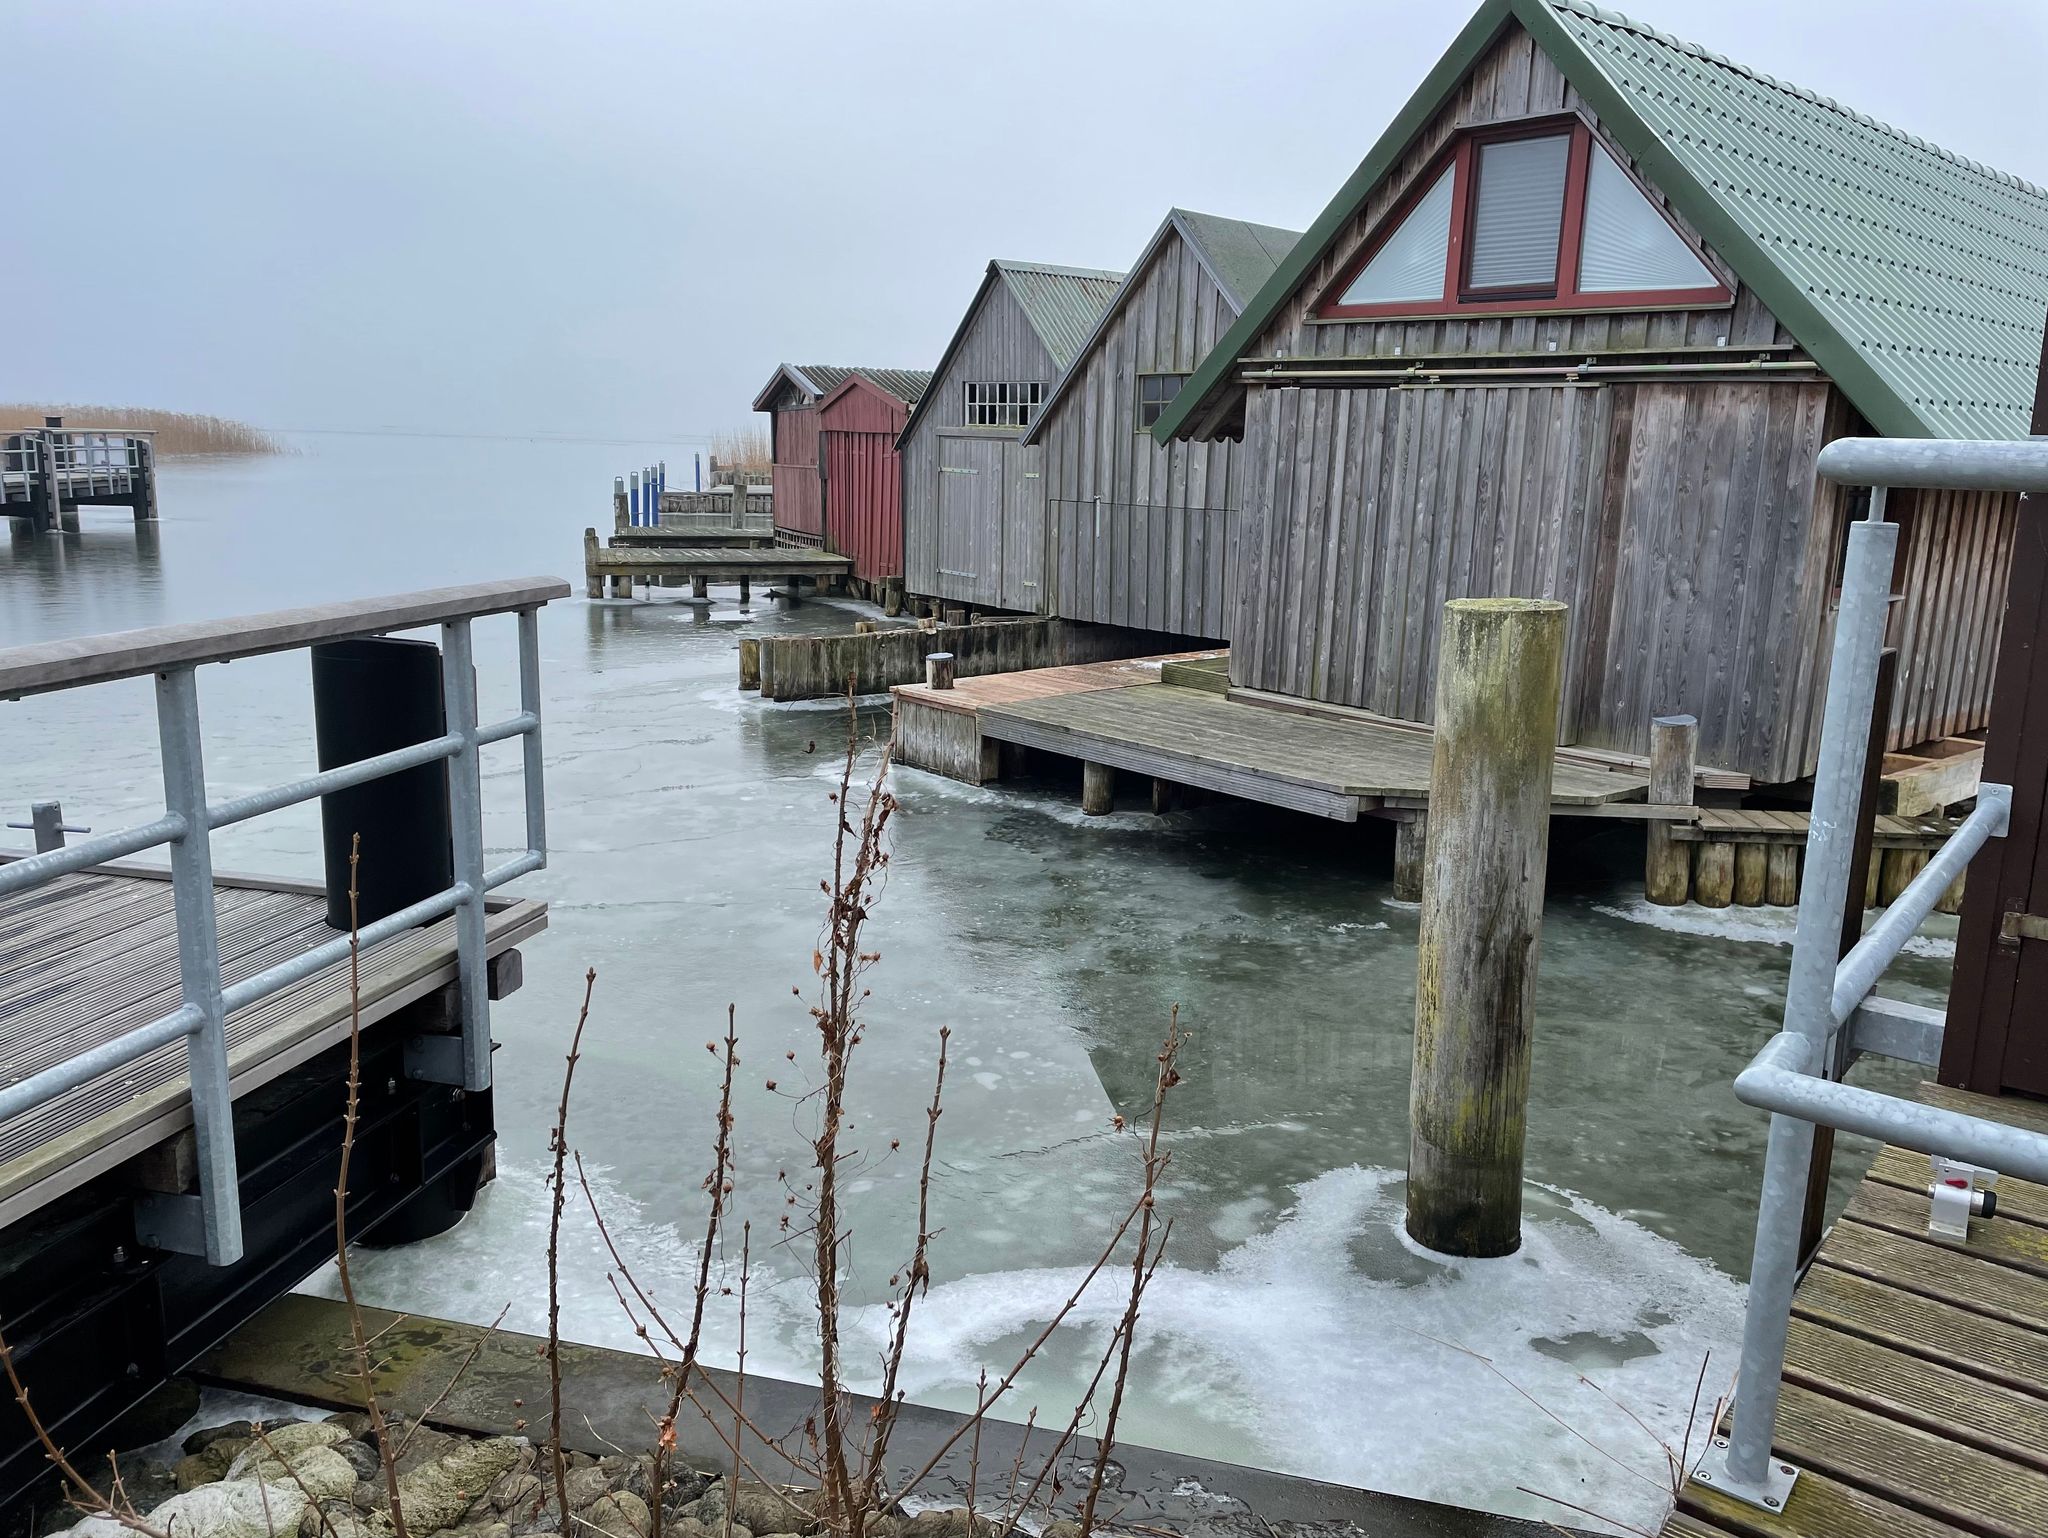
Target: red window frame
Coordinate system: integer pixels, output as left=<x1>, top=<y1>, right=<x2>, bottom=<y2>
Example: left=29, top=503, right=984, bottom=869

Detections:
left=1316, top=115, right=1732, bottom=321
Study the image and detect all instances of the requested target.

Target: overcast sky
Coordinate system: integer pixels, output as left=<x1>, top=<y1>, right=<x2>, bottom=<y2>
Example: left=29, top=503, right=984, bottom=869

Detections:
left=9, top=1, right=2045, bottom=446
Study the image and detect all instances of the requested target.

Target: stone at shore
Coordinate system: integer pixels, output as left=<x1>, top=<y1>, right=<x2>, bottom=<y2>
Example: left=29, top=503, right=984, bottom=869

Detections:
left=64, top=1479, right=308, bottom=1538
left=389, top=1436, right=528, bottom=1534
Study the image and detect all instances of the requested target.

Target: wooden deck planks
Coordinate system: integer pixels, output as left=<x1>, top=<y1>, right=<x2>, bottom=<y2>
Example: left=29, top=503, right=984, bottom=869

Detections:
left=980, top=682, right=1648, bottom=807
left=1672, top=807, right=1962, bottom=848
left=891, top=651, right=1224, bottom=718
left=1669, top=1082, right=2048, bottom=1538
left=0, top=867, right=546, bottom=1225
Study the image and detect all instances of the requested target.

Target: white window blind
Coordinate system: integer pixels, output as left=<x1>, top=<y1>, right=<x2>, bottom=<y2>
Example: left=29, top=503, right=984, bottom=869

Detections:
left=1466, top=135, right=1569, bottom=290
left=1337, top=166, right=1454, bottom=306
left=1578, top=143, right=1718, bottom=293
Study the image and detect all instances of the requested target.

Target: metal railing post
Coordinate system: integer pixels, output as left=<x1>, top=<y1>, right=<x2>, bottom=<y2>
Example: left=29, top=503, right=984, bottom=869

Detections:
left=439, top=619, right=491, bottom=1090
left=154, top=666, right=244, bottom=1265
left=1706, top=502, right=1899, bottom=1509
left=517, top=608, right=548, bottom=866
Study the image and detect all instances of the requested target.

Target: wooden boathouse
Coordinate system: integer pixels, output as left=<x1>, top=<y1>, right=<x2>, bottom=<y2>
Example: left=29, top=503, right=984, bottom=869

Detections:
left=816, top=368, right=931, bottom=597
left=1152, top=0, right=2048, bottom=787
left=753, top=365, right=927, bottom=551
left=1021, top=209, right=1299, bottom=643
left=900, top=260, right=1123, bottom=617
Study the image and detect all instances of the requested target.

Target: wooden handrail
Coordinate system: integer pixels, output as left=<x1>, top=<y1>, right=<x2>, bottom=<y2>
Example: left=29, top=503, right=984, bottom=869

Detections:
left=0, top=577, right=570, bottom=699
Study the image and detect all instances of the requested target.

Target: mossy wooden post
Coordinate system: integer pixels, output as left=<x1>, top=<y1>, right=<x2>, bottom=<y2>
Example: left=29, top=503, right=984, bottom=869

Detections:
left=738, top=638, right=761, bottom=692
left=1694, top=841, right=1735, bottom=907
left=738, top=576, right=751, bottom=606
left=1766, top=843, right=1799, bottom=905
left=1081, top=762, right=1115, bottom=816
left=925, top=652, right=955, bottom=690
left=583, top=528, right=602, bottom=599
left=1392, top=814, right=1426, bottom=901
left=1407, top=598, right=1565, bottom=1259
left=1644, top=714, right=1696, bottom=904
left=1734, top=843, right=1768, bottom=906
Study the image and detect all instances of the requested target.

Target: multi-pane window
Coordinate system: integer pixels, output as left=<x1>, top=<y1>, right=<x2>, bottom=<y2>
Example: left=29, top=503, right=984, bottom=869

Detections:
left=963, top=381, right=1047, bottom=428
left=1135, top=373, right=1188, bottom=430
left=1322, top=118, right=1727, bottom=318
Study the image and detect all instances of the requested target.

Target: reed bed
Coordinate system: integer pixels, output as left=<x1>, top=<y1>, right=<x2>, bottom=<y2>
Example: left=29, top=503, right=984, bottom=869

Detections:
left=0, top=404, right=284, bottom=456
left=708, top=426, right=771, bottom=473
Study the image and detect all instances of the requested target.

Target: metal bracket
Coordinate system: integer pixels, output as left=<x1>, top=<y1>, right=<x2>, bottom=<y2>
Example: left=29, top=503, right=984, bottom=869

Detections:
left=404, top=1033, right=468, bottom=1085
left=1999, top=910, right=2048, bottom=946
left=132, top=1192, right=209, bottom=1257
left=1843, top=995, right=1945, bottom=1068
left=1694, top=1440, right=1799, bottom=1513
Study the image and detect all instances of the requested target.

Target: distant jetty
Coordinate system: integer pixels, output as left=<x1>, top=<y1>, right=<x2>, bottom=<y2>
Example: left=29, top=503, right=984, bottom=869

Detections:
left=0, top=404, right=282, bottom=457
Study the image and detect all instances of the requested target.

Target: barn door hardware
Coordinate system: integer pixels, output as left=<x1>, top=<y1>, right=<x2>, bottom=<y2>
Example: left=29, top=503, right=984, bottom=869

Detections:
left=1997, top=910, right=2048, bottom=946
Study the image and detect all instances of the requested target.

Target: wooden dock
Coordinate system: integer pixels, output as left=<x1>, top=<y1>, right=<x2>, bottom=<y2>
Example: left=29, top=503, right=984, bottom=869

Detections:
left=583, top=527, right=851, bottom=600
left=1671, top=1083, right=2048, bottom=1538
left=0, top=858, right=544, bottom=1228
left=2, top=418, right=158, bottom=533
left=892, top=652, right=1651, bottom=826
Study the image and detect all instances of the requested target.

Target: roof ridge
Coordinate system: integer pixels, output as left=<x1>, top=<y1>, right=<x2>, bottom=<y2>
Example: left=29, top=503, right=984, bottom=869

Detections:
left=1549, top=0, right=2047, bottom=197
left=992, top=258, right=1124, bottom=281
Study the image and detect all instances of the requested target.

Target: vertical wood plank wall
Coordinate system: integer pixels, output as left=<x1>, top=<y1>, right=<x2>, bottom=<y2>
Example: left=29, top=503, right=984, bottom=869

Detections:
left=903, top=279, right=1057, bottom=610
left=818, top=380, right=910, bottom=584
left=1885, top=486, right=2021, bottom=750
left=770, top=398, right=824, bottom=539
left=1038, top=230, right=1245, bottom=640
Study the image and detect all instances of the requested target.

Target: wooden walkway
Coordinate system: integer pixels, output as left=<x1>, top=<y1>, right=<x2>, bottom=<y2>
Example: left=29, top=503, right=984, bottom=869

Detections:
left=0, top=860, right=545, bottom=1228
left=895, top=651, right=1225, bottom=717
left=1673, top=807, right=1962, bottom=849
left=1672, top=1083, right=2048, bottom=1538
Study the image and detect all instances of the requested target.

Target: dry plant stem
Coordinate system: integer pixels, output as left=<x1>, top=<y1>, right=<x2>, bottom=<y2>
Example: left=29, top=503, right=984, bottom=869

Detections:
left=966, top=1368, right=988, bottom=1520
left=548, top=967, right=599, bottom=1537
left=395, top=1303, right=513, bottom=1460
left=858, top=1027, right=949, bottom=1513
left=0, top=1326, right=169, bottom=1538
left=335, top=837, right=412, bottom=1538
left=250, top=1423, right=345, bottom=1538
left=1515, top=1487, right=1657, bottom=1538
left=809, top=696, right=896, bottom=1535
left=728, top=1222, right=751, bottom=1538
left=1078, top=1015, right=1183, bottom=1537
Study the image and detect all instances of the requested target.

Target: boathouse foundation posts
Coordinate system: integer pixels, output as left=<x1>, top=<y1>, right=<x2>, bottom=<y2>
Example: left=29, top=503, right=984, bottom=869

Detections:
left=1081, top=761, right=1114, bottom=816
left=1392, top=813, right=1426, bottom=902
left=1406, top=597, right=1566, bottom=1259
left=925, top=652, right=955, bottom=690
left=1644, top=714, right=1697, bottom=905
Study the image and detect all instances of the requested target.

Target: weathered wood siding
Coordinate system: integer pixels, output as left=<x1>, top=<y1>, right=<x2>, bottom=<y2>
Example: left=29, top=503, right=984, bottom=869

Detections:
left=1039, top=229, right=1244, bottom=640
left=1233, top=379, right=1855, bottom=782
left=819, top=380, right=912, bottom=584
left=769, top=395, right=824, bottom=540
left=903, top=279, right=1057, bottom=610
left=1250, top=20, right=1791, bottom=369
left=1886, top=486, right=2021, bottom=750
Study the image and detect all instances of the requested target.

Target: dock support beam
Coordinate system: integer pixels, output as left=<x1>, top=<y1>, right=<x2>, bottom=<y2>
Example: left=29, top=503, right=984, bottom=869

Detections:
left=738, top=638, right=761, bottom=691
left=1406, top=598, right=1565, bottom=1259
left=693, top=575, right=709, bottom=600
left=1392, top=814, right=1426, bottom=902
left=1082, top=761, right=1115, bottom=816
left=1151, top=778, right=1179, bottom=816
left=1644, top=714, right=1697, bottom=905
left=739, top=576, right=751, bottom=607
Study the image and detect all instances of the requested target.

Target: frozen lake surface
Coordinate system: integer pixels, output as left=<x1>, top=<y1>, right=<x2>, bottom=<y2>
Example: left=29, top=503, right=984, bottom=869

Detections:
left=0, top=433, right=1952, bottom=1530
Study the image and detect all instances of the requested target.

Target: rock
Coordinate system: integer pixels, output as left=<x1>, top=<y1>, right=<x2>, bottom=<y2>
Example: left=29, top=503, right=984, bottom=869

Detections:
left=59, top=1479, right=310, bottom=1538
left=692, top=1484, right=815, bottom=1536
left=437, top=1524, right=511, bottom=1538
left=582, top=1492, right=650, bottom=1538
left=390, top=1437, right=526, bottom=1535
left=864, top=1519, right=906, bottom=1538
left=324, top=1413, right=375, bottom=1439
left=482, top=1467, right=541, bottom=1518
left=184, top=1420, right=258, bottom=1456
left=175, top=1441, right=251, bottom=1493
left=393, top=1428, right=464, bottom=1478
left=300, top=1503, right=394, bottom=1538
left=597, top=1455, right=652, bottom=1503
left=904, top=1512, right=974, bottom=1538
left=561, top=1465, right=612, bottom=1512
left=226, top=1434, right=358, bottom=1497
left=337, top=1440, right=386, bottom=1482
left=249, top=1422, right=354, bottom=1462
left=1040, top=1523, right=1083, bottom=1538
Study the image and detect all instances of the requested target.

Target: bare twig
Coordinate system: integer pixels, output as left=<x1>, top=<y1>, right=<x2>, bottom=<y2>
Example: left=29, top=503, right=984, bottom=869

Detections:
left=1078, top=1014, right=1183, bottom=1536
left=548, top=967, right=600, bottom=1537
left=728, top=1223, right=751, bottom=1538
left=395, top=1304, right=513, bottom=1459
left=248, top=1422, right=344, bottom=1538
left=0, top=1324, right=169, bottom=1537
left=335, top=836, right=412, bottom=1538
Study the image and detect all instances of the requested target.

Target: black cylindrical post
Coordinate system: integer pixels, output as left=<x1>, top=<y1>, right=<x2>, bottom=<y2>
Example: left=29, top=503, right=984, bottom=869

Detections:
left=311, top=637, right=454, bottom=930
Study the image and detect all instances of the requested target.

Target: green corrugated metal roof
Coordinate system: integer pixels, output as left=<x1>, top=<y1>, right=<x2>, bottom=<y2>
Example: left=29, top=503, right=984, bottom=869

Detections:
left=1156, top=0, right=2048, bottom=443
left=1020, top=209, right=1303, bottom=446
left=1174, top=209, right=1301, bottom=311
left=993, top=260, right=1126, bottom=369
left=755, top=365, right=933, bottom=412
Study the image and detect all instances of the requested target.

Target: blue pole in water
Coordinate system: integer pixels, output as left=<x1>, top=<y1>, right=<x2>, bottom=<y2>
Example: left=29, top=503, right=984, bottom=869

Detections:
left=694, top=453, right=702, bottom=492
left=630, top=470, right=641, bottom=527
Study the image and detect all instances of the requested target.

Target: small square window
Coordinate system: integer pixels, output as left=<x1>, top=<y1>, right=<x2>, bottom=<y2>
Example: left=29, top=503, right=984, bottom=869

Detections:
left=1136, top=373, right=1188, bottom=430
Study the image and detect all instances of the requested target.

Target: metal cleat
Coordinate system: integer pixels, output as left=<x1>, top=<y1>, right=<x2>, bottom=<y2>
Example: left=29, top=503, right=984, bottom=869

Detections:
left=1927, top=1154, right=1999, bottom=1239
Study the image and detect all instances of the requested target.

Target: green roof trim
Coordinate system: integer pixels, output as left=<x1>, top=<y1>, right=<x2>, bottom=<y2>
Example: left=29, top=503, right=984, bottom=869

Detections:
left=1155, top=0, right=2048, bottom=443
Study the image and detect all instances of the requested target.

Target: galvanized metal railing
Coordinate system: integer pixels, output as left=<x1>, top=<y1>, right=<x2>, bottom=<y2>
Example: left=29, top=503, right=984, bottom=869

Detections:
left=1703, top=438, right=2048, bottom=1511
left=0, top=578, right=569, bottom=1267
left=2, top=425, right=151, bottom=500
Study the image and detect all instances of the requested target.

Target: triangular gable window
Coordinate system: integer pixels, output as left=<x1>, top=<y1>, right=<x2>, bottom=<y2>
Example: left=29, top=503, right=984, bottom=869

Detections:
left=1578, top=142, right=1718, bottom=293
left=1336, top=166, right=1454, bottom=305
left=1318, top=117, right=1730, bottom=319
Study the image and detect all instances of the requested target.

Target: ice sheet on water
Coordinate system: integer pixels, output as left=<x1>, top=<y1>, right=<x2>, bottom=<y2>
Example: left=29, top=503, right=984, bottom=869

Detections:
left=1595, top=896, right=1955, bottom=958
left=327, top=1160, right=1738, bottom=1532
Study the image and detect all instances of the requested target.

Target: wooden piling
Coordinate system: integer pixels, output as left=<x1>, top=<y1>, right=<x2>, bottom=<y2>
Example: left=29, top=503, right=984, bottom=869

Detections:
left=1879, top=848, right=1928, bottom=906
left=610, top=575, right=633, bottom=599
left=692, top=575, right=710, bottom=600
left=944, top=608, right=968, bottom=628
left=1935, top=867, right=1967, bottom=916
left=1151, top=778, right=1180, bottom=815
left=1766, top=844, right=1799, bottom=906
left=738, top=576, right=751, bottom=606
left=738, top=638, right=761, bottom=691
left=925, top=652, right=955, bottom=690
left=584, top=528, right=602, bottom=599
left=1392, top=814, right=1426, bottom=902
left=882, top=581, right=903, bottom=618
left=1406, top=598, right=1566, bottom=1259
left=1644, top=714, right=1697, bottom=905
left=855, top=620, right=878, bottom=635
left=1082, top=761, right=1115, bottom=816
left=1734, top=843, right=1768, bottom=906
left=1693, top=841, right=1735, bottom=908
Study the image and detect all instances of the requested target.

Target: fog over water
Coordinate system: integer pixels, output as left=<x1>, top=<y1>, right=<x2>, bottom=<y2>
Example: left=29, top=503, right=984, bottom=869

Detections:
left=0, top=442, right=1958, bottom=1527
